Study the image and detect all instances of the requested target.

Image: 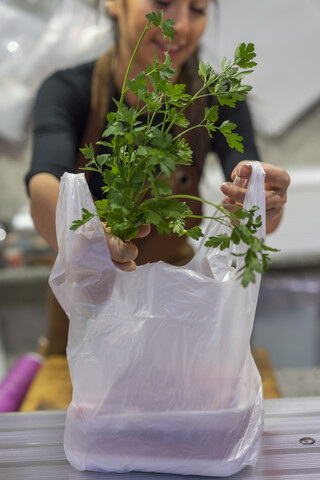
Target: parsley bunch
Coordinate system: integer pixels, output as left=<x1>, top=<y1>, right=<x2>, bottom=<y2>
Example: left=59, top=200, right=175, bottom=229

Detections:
left=71, top=10, right=278, bottom=286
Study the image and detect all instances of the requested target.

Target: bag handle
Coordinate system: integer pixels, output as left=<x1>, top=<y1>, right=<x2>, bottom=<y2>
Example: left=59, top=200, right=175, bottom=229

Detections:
left=50, top=173, right=115, bottom=316
left=188, top=161, right=266, bottom=279
left=55, top=172, right=109, bottom=255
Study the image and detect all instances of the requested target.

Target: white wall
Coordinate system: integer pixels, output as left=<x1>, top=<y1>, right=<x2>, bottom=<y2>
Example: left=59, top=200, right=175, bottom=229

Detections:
left=201, top=0, right=320, bottom=137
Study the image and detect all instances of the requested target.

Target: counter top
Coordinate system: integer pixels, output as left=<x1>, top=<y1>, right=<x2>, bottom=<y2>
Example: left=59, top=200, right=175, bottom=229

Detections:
left=1, top=397, right=320, bottom=479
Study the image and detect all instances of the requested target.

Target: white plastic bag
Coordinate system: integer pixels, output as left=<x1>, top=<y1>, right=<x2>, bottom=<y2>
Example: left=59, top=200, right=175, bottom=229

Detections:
left=49, top=162, right=265, bottom=476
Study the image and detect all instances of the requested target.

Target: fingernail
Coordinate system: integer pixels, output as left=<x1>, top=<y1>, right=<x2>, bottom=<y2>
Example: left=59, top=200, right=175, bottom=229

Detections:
left=221, top=182, right=231, bottom=195
left=238, top=165, right=250, bottom=177
left=233, top=174, right=248, bottom=188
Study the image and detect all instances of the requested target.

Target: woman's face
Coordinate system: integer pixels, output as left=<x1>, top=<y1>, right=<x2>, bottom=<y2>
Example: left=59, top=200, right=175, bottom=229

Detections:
left=107, top=0, right=209, bottom=79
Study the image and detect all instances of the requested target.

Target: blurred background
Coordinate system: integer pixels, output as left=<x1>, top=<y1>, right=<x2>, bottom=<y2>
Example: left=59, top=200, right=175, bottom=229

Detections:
left=0, top=0, right=319, bottom=397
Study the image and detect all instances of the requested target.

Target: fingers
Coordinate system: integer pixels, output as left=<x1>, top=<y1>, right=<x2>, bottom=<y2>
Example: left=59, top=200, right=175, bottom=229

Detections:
left=221, top=183, right=246, bottom=207
left=221, top=181, right=287, bottom=209
left=103, top=224, right=151, bottom=272
left=230, top=162, right=251, bottom=182
left=230, top=161, right=290, bottom=193
left=221, top=161, right=290, bottom=234
left=112, top=259, right=137, bottom=272
left=221, top=200, right=241, bottom=219
left=136, top=224, right=151, bottom=238
left=265, top=207, right=282, bottom=231
left=260, top=162, right=291, bottom=191
left=103, top=226, right=138, bottom=271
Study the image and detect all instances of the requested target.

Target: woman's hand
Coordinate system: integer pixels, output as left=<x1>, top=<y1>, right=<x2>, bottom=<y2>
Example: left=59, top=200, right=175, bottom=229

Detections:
left=220, top=161, right=290, bottom=234
left=103, top=224, right=151, bottom=272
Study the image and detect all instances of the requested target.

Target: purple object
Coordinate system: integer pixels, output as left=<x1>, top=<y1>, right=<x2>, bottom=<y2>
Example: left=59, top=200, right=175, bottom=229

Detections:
left=0, top=353, right=43, bottom=412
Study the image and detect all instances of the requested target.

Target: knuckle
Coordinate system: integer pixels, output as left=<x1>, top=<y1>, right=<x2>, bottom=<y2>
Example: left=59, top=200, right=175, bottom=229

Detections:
left=285, top=171, right=291, bottom=188
left=116, top=240, right=138, bottom=263
left=113, top=260, right=136, bottom=272
left=283, top=191, right=288, bottom=205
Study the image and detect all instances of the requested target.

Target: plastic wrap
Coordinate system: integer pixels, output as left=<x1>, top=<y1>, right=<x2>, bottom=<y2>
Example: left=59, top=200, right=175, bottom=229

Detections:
left=0, top=0, right=112, bottom=143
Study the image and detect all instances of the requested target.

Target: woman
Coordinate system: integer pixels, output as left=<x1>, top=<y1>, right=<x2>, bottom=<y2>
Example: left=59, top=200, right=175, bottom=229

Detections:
left=26, top=0, right=290, bottom=271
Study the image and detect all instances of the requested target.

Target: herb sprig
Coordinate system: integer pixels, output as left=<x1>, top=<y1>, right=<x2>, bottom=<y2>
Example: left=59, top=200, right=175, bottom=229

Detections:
left=71, top=10, right=278, bottom=286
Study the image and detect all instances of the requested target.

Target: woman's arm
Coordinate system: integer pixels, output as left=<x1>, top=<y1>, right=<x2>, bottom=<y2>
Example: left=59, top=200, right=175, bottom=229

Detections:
left=29, top=173, right=60, bottom=252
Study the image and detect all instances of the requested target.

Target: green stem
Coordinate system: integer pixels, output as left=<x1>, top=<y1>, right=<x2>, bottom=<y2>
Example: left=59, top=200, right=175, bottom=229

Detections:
left=186, top=214, right=231, bottom=227
left=135, top=171, right=163, bottom=205
left=173, top=122, right=207, bottom=141
left=147, top=109, right=159, bottom=134
left=166, top=194, right=232, bottom=217
left=119, top=21, right=151, bottom=105
left=136, top=104, right=149, bottom=117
